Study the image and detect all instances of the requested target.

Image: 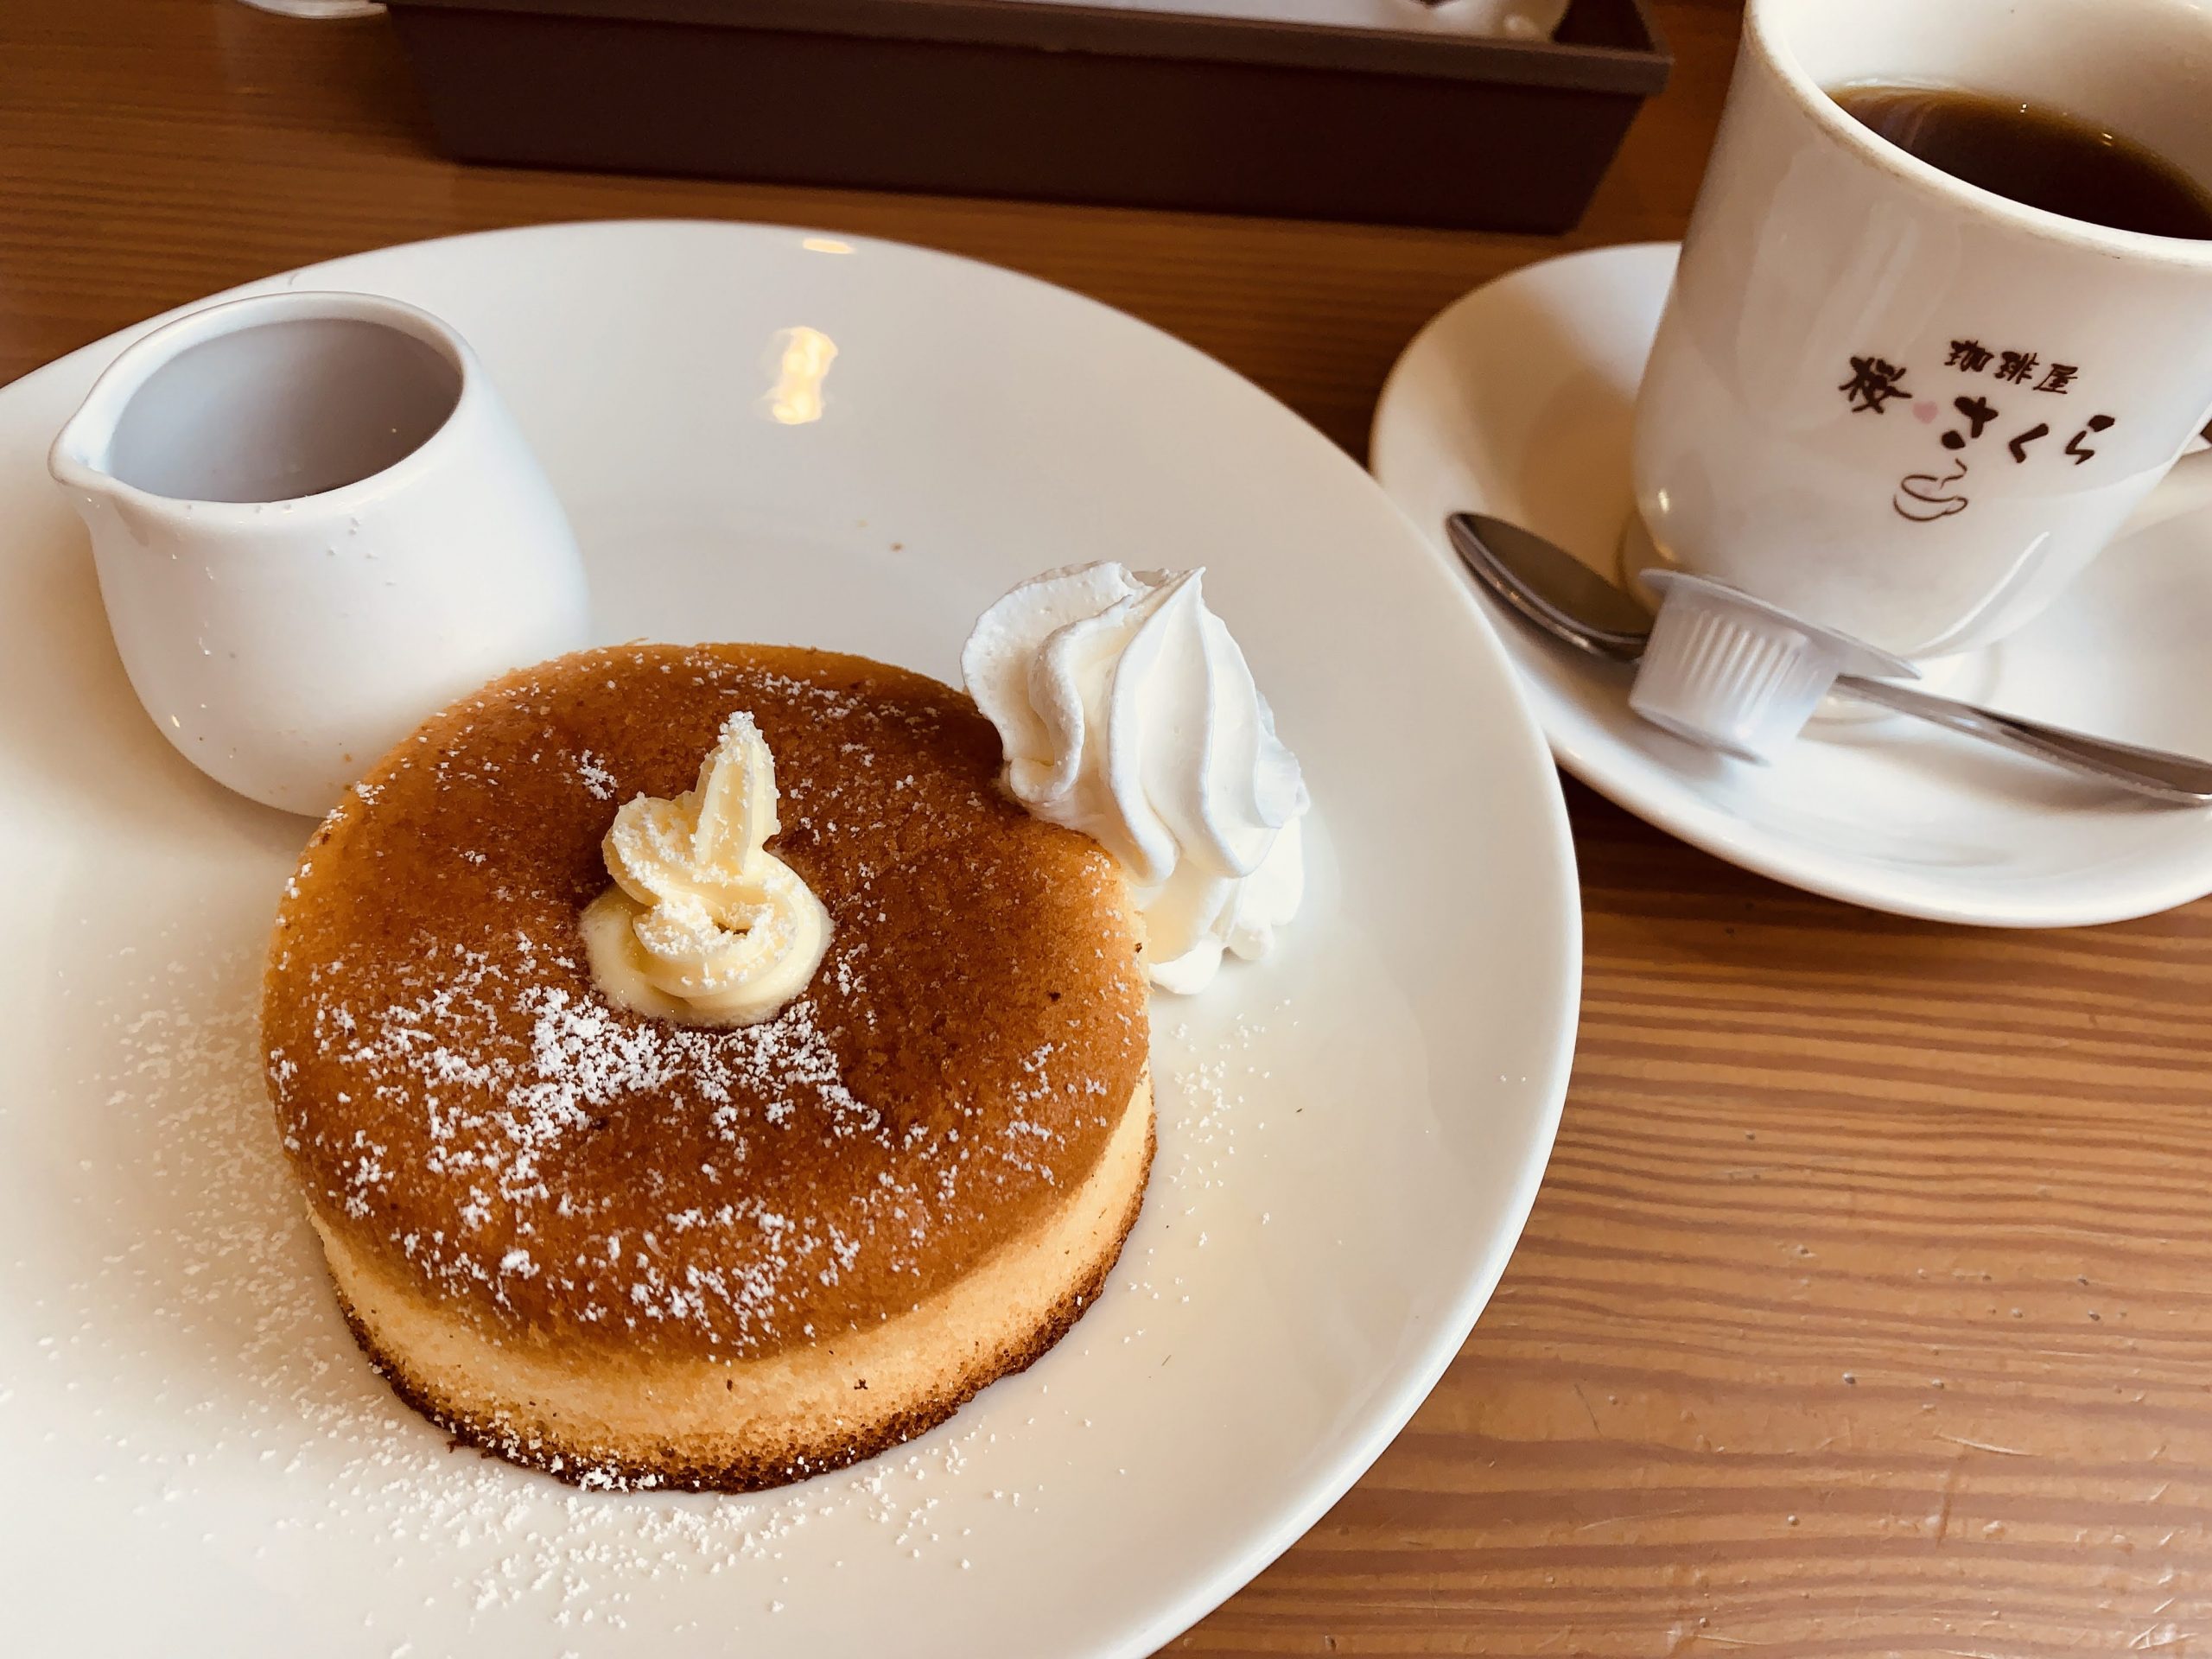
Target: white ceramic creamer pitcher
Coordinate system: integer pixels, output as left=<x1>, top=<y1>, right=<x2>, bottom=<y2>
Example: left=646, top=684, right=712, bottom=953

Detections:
left=49, top=290, right=589, bottom=816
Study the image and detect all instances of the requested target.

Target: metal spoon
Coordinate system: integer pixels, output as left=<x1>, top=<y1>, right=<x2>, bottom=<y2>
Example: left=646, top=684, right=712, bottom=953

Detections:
left=1446, top=512, right=2212, bottom=806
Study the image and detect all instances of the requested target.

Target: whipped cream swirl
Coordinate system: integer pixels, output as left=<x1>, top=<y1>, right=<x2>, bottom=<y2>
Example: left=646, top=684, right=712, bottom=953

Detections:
left=963, top=563, right=1308, bottom=995
left=580, top=710, right=830, bottom=1026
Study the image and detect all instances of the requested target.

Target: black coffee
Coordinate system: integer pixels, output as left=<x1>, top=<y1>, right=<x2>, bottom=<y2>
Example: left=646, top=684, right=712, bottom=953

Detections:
left=1830, top=83, right=2212, bottom=240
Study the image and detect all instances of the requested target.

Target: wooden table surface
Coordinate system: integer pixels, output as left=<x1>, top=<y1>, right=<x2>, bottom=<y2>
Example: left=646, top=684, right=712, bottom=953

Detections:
left=10, top=3, right=2210, bottom=1653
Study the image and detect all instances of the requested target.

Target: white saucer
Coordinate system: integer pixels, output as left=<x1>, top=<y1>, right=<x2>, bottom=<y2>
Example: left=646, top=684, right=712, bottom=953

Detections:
left=1372, top=241, right=2212, bottom=927
left=0, top=222, right=1578, bottom=1657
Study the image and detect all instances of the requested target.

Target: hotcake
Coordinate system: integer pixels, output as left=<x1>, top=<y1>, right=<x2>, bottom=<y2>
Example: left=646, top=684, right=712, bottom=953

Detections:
left=263, top=643, right=1153, bottom=1491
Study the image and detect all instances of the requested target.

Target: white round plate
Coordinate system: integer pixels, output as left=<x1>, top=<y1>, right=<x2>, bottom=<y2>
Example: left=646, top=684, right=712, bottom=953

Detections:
left=0, top=221, right=1579, bottom=1658
left=1373, top=241, right=2212, bottom=927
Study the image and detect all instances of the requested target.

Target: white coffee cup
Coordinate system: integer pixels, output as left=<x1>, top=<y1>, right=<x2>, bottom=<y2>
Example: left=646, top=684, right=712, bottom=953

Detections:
left=1631, top=0, right=2212, bottom=662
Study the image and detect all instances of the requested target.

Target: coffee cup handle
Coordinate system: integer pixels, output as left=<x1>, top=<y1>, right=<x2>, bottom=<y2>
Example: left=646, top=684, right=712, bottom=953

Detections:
left=2120, top=438, right=2212, bottom=537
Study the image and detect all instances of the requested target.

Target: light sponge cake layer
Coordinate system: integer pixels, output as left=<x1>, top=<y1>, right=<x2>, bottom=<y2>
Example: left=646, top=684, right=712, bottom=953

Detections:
left=263, top=644, right=1154, bottom=1490
left=318, top=1077, right=1151, bottom=1491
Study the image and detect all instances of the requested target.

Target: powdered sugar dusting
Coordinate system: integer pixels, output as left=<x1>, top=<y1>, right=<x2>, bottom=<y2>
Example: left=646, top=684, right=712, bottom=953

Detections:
left=1102, top=1001, right=1292, bottom=1335
left=575, top=751, right=618, bottom=802
left=264, top=647, right=1151, bottom=1375
left=3, top=913, right=1297, bottom=1649
left=22, top=943, right=1139, bottom=1637
left=276, top=930, right=910, bottom=1345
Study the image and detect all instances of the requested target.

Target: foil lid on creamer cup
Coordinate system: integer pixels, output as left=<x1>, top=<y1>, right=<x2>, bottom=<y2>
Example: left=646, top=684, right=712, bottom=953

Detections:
left=1628, top=569, right=1918, bottom=764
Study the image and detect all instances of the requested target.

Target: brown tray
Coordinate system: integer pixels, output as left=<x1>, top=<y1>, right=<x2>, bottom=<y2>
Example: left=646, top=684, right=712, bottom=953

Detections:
left=385, top=0, right=1670, bottom=231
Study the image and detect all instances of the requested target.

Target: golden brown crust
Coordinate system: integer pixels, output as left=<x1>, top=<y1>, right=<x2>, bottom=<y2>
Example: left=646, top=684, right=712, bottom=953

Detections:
left=264, top=644, right=1151, bottom=1366
left=329, top=1114, right=1154, bottom=1493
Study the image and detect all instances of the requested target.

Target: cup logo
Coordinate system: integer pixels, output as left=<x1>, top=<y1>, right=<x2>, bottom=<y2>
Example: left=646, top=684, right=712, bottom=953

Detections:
left=1837, top=341, right=2120, bottom=523
left=1897, top=460, right=1970, bottom=521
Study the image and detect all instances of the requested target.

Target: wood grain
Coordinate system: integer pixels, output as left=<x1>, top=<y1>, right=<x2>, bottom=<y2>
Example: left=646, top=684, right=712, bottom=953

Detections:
left=9, top=2, right=2210, bottom=1653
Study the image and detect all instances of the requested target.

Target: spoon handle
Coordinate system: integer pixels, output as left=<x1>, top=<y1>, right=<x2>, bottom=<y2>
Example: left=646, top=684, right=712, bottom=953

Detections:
left=1834, top=675, right=2212, bottom=805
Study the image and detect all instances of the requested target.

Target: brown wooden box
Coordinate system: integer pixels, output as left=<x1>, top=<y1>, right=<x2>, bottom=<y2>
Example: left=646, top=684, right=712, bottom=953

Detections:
left=385, top=0, right=1670, bottom=232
